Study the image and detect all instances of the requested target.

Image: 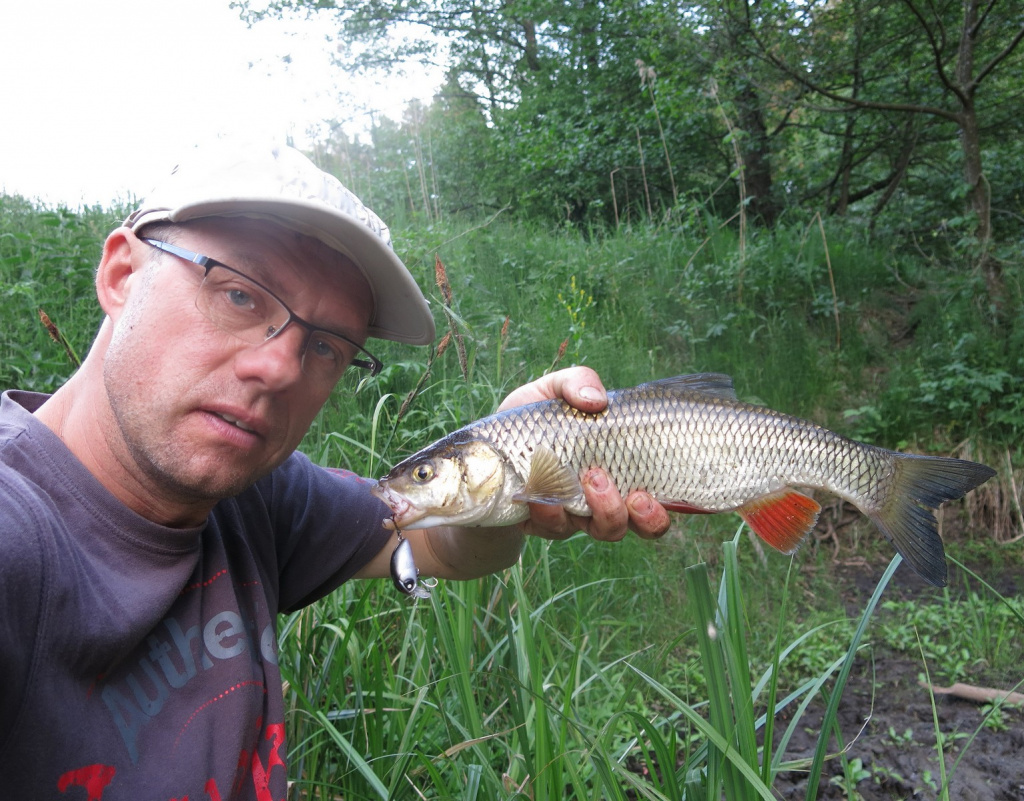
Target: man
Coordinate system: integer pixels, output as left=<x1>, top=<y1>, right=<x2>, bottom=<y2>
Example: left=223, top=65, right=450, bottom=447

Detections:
left=0, top=142, right=668, bottom=798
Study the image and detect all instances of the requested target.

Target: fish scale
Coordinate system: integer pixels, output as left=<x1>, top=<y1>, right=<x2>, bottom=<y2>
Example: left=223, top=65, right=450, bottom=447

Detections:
left=373, top=374, right=995, bottom=586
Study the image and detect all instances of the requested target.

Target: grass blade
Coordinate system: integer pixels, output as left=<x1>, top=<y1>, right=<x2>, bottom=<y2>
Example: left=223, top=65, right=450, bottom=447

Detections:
left=803, top=554, right=901, bottom=800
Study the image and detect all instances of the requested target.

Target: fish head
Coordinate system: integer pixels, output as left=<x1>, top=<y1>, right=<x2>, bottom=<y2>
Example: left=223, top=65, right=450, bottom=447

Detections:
left=373, top=438, right=506, bottom=528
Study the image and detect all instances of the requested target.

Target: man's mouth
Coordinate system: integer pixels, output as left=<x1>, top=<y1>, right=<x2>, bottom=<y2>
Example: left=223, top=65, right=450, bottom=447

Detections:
left=215, top=412, right=257, bottom=433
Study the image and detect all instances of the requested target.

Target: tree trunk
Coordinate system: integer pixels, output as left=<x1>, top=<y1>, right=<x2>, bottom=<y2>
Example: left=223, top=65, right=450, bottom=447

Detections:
left=735, top=83, right=778, bottom=227
left=956, top=0, right=1001, bottom=298
left=522, top=20, right=541, bottom=72
left=835, top=0, right=865, bottom=217
left=833, top=115, right=856, bottom=216
left=958, top=101, right=991, bottom=247
left=869, top=122, right=919, bottom=228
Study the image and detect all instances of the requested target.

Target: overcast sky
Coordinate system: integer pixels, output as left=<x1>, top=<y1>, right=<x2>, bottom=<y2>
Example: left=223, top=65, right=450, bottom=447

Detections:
left=0, top=0, right=442, bottom=208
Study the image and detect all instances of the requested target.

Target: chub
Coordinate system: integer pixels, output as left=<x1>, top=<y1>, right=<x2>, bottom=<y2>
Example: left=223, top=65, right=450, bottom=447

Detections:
left=373, top=374, right=996, bottom=586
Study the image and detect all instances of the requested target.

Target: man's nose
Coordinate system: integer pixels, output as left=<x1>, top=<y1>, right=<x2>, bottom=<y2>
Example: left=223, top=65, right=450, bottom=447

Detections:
left=234, top=321, right=308, bottom=389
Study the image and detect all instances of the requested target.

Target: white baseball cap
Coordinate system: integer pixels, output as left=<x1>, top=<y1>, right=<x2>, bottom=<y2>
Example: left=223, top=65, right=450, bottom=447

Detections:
left=124, top=140, right=435, bottom=346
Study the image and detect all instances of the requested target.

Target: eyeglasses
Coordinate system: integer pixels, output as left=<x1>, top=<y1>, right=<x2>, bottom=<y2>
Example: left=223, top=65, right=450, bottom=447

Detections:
left=142, top=238, right=383, bottom=386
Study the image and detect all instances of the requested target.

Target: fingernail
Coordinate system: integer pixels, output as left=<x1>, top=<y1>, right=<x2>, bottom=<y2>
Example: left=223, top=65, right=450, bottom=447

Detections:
left=587, top=470, right=609, bottom=491
left=578, top=385, right=604, bottom=402
left=629, top=495, right=653, bottom=514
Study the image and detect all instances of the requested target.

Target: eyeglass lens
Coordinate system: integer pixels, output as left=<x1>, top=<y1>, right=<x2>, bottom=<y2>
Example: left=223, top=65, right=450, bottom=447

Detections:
left=197, top=264, right=366, bottom=385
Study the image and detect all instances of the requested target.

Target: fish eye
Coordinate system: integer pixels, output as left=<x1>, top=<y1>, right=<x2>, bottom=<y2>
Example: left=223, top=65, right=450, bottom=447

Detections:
left=412, top=462, right=435, bottom=483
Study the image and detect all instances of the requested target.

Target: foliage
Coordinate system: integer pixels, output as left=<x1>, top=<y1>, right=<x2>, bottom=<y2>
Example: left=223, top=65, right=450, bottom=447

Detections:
left=5, top=193, right=1018, bottom=455
left=878, top=587, right=1024, bottom=685
left=241, top=0, right=1024, bottom=281
left=0, top=196, right=116, bottom=390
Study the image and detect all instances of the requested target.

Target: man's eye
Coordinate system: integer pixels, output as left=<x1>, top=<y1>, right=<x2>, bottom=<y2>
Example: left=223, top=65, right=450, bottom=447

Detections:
left=226, top=288, right=256, bottom=309
left=308, top=336, right=341, bottom=362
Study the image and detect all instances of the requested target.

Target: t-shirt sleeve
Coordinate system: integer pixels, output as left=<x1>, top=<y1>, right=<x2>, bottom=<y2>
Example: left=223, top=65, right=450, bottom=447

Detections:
left=257, top=451, right=394, bottom=613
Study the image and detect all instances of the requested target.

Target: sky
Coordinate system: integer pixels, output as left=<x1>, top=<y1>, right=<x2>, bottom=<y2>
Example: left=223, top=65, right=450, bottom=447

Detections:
left=0, top=0, right=444, bottom=208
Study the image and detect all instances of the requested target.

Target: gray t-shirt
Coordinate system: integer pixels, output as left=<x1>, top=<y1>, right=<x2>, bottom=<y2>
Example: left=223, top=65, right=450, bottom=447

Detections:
left=0, top=390, right=392, bottom=799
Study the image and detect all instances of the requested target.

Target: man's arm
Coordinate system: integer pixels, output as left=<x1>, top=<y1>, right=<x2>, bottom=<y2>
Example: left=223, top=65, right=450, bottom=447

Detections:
left=354, top=367, right=671, bottom=582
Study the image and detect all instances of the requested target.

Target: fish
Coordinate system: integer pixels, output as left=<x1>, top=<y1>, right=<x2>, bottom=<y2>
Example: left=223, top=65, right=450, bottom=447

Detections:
left=389, top=533, right=432, bottom=599
left=372, top=374, right=996, bottom=586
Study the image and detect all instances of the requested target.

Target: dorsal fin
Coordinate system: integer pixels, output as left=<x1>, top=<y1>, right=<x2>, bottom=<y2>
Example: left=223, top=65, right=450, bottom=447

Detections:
left=632, top=373, right=737, bottom=401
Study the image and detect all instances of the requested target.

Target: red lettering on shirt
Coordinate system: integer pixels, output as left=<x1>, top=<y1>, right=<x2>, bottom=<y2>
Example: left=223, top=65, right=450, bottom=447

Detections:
left=57, top=764, right=116, bottom=800
left=204, top=778, right=223, bottom=801
left=250, top=723, right=287, bottom=801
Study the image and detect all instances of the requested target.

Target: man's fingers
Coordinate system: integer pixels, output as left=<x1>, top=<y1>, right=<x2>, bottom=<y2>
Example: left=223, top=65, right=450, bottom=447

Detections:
left=497, top=366, right=607, bottom=413
left=626, top=491, right=672, bottom=539
left=580, top=469, right=629, bottom=541
left=520, top=469, right=672, bottom=543
left=521, top=502, right=577, bottom=540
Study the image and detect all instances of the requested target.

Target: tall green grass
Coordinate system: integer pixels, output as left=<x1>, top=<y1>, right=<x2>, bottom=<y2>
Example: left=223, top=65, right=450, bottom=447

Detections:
left=4, top=196, right=1019, bottom=453
left=0, top=196, right=117, bottom=389
left=280, top=527, right=1023, bottom=799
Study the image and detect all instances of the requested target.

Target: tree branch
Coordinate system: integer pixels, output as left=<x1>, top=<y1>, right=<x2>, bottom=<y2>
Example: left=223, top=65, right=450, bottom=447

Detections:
left=743, top=11, right=963, bottom=123
left=901, top=0, right=966, bottom=105
left=971, top=23, right=1024, bottom=90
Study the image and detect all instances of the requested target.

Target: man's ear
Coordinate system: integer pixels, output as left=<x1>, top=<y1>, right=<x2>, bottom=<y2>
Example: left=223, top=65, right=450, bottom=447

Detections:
left=95, top=228, right=145, bottom=320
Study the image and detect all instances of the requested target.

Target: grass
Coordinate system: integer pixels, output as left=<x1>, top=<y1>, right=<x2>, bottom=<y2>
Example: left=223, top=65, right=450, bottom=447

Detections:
left=0, top=196, right=117, bottom=390
left=2, top=195, right=1022, bottom=798
left=278, top=531, right=1024, bottom=799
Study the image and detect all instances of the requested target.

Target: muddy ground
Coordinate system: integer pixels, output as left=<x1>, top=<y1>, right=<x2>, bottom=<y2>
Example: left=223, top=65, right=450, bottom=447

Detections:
left=770, top=562, right=1024, bottom=800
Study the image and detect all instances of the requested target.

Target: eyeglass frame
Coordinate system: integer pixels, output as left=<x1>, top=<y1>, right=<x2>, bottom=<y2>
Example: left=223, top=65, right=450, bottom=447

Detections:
left=141, top=237, right=383, bottom=378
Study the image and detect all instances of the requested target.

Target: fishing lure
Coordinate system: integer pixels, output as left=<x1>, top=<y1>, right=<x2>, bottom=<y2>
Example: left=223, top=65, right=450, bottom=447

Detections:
left=389, top=528, right=432, bottom=599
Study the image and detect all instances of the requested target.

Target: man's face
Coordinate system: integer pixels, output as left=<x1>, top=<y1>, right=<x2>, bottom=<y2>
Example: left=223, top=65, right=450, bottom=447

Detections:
left=102, top=217, right=374, bottom=507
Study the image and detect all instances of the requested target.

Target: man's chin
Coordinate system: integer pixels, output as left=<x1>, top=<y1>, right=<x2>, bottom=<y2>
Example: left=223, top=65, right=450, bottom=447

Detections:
left=138, top=455, right=272, bottom=508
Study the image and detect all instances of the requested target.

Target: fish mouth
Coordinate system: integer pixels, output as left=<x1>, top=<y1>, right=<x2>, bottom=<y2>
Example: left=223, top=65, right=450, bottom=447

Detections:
left=371, top=482, right=428, bottom=528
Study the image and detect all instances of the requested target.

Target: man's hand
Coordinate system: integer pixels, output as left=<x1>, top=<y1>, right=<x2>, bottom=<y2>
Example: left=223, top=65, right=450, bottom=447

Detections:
left=500, top=367, right=671, bottom=543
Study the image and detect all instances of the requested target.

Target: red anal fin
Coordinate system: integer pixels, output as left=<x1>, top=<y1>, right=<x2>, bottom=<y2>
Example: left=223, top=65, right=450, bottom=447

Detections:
left=738, top=490, right=820, bottom=554
left=661, top=500, right=715, bottom=515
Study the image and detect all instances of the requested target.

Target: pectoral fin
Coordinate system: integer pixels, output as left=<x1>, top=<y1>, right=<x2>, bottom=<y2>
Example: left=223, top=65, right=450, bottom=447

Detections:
left=512, top=446, right=583, bottom=505
left=738, top=490, right=821, bottom=554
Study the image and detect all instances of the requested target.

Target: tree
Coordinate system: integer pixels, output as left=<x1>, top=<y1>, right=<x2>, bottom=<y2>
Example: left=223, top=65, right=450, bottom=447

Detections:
left=742, top=0, right=1024, bottom=293
left=241, top=0, right=723, bottom=225
left=240, top=0, right=1022, bottom=261
left=694, top=0, right=789, bottom=227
